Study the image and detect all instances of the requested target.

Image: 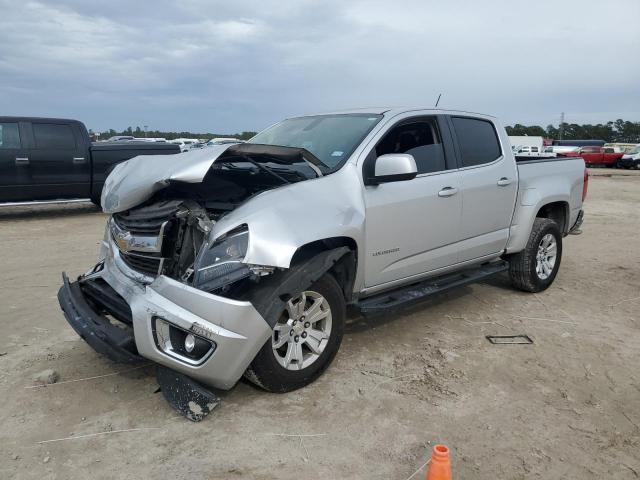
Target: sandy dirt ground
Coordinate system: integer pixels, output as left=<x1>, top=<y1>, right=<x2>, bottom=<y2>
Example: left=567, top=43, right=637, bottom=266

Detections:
left=1, top=170, right=639, bottom=479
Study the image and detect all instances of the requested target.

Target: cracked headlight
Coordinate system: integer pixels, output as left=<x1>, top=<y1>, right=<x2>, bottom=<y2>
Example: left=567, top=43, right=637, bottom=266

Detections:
left=193, top=227, right=250, bottom=291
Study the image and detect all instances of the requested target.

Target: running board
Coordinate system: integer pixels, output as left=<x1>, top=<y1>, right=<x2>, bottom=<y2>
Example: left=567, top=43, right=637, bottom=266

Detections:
left=356, top=261, right=508, bottom=316
left=0, top=198, right=92, bottom=207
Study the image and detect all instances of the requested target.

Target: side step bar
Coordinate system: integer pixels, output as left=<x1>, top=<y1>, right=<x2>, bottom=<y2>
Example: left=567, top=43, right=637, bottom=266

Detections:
left=0, top=198, right=92, bottom=207
left=356, top=261, right=508, bottom=316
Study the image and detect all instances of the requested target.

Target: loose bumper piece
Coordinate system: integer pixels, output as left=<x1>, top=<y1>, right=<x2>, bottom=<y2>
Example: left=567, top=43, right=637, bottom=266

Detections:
left=156, top=365, right=220, bottom=422
left=58, top=273, right=142, bottom=364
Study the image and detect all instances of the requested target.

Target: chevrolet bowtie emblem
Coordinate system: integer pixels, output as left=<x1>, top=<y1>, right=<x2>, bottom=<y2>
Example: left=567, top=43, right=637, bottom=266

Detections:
left=115, top=234, right=130, bottom=251
left=110, top=218, right=165, bottom=254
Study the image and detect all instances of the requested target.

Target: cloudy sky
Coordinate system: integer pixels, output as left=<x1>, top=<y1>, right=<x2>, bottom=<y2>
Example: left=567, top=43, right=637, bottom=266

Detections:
left=1, top=0, right=638, bottom=133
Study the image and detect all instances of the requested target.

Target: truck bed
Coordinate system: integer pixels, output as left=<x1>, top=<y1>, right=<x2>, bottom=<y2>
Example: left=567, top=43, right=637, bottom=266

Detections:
left=506, top=155, right=586, bottom=254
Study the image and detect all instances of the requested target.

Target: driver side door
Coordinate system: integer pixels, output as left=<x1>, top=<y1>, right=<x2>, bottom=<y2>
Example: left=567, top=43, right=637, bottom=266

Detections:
left=362, top=115, right=463, bottom=291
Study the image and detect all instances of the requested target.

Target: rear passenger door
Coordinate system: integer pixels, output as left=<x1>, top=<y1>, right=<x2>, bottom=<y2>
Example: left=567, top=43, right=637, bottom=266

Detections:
left=26, top=121, right=90, bottom=199
left=0, top=121, right=31, bottom=201
left=449, top=116, right=518, bottom=263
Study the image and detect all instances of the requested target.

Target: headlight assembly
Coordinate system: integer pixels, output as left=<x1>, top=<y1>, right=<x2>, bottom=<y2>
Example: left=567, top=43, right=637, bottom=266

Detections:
left=193, top=227, right=250, bottom=291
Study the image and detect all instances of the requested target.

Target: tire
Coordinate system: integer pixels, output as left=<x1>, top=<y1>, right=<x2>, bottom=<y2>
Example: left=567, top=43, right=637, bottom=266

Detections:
left=245, top=273, right=345, bottom=392
left=508, top=218, right=563, bottom=293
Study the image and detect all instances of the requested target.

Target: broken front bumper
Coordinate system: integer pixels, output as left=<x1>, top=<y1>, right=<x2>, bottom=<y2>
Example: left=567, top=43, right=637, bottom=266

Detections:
left=57, top=236, right=272, bottom=390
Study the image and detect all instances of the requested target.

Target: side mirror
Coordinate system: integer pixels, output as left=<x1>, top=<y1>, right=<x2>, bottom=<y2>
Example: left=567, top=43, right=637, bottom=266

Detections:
left=369, top=154, right=418, bottom=185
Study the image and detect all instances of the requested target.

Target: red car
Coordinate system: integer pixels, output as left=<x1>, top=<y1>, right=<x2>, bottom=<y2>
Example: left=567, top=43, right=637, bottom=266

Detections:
left=568, top=146, right=624, bottom=167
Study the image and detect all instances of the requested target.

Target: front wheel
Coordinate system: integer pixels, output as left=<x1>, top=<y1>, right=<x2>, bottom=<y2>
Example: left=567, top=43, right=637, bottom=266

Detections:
left=245, top=273, right=345, bottom=392
left=508, top=218, right=563, bottom=293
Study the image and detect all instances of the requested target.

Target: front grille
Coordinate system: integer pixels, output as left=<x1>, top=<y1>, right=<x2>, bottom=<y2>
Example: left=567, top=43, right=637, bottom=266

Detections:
left=120, top=251, right=163, bottom=277
left=111, top=200, right=184, bottom=277
left=113, top=200, right=183, bottom=235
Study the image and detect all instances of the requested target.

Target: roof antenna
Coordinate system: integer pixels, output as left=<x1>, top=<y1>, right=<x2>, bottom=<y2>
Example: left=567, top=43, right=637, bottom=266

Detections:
left=434, top=93, right=442, bottom=108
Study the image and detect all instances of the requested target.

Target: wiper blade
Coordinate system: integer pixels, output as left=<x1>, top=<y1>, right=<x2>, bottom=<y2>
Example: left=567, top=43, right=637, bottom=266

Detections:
left=243, top=156, right=292, bottom=184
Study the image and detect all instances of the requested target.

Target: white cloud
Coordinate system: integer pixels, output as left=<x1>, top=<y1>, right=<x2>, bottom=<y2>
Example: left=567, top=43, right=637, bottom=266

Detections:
left=0, top=0, right=638, bottom=132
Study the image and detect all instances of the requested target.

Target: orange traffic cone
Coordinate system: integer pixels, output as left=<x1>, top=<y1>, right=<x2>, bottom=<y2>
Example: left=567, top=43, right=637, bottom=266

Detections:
left=425, top=444, right=452, bottom=480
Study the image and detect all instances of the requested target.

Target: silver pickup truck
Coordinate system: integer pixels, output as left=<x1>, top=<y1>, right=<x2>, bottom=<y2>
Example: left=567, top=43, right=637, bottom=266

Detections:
left=58, top=108, right=587, bottom=418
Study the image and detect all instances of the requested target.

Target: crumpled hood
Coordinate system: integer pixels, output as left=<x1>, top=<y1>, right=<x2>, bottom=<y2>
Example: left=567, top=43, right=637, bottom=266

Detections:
left=101, top=144, right=235, bottom=213
left=101, top=143, right=325, bottom=213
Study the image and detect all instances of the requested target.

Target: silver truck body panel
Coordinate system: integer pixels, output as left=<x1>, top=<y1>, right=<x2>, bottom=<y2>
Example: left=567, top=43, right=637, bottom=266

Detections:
left=505, top=157, right=585, bottom=254
left=100, top=108, right=584, bottom=294
left=211, top=161, right=366, bottom=272
left=90, top=231, right=272, bottom=389
left=67, top=107, right=585, bottom=390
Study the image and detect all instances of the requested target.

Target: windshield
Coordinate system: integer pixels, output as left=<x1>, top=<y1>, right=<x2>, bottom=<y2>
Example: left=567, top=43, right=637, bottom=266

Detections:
left=630, top=146, right=640, bottom=154
left=248, top=114, right=383, bottom=170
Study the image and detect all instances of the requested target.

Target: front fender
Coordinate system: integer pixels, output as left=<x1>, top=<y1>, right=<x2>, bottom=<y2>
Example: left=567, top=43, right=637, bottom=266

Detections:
left=242, top=247, right=351, bottom=328
left=212, top=163, right=366, bottom=270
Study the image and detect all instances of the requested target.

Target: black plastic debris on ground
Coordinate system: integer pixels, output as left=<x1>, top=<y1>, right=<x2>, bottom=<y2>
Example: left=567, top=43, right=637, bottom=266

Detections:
left=486, top=335, right=534, bottom=345
left=156, top=366, right=220, bottom=421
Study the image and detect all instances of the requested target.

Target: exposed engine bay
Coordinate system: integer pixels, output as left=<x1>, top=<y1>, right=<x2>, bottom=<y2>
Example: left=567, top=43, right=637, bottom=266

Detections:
left=108, top=144, right=323, bottom=295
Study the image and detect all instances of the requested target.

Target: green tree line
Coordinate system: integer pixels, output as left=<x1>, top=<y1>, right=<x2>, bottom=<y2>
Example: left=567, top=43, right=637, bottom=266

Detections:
left=94, top=119, right=640, bottom=144
left=94, top=126, right=257, bottom=141
left=505, top=119, right=640, bottom=143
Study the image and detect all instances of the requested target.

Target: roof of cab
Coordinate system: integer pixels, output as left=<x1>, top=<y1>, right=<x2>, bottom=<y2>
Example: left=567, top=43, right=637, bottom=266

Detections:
left=290, top=107, right=496, bottom=119
left=0, top=116, right=84, bottom=124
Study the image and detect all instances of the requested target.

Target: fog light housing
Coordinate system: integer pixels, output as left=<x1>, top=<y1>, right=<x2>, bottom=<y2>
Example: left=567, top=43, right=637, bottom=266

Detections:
left=184, top=334, right=196, bottom=353
left=152, top=317, right=216, bottom=365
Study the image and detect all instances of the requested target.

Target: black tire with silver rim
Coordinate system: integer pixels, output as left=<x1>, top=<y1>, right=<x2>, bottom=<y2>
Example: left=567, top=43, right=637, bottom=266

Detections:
left=272, top=290, right=333, bottom=370
left=245, top=273, right=345, bottom=392
left=508, top=217, right=563, bottom=293
left=535, top=233, right=558, bottom=280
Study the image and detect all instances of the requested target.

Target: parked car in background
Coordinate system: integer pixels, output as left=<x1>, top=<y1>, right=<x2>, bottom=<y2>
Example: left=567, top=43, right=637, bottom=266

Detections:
left=206, top=137, right=243, bottom=146
left=128, top=137, right=168, bottom=143
left=106, top=135, right=135, bottom=142
left=567, top=146, right=624, bottom=167
left=604, top=142, right=638, bottom=153
left=508, top=135, right=544, bottom=154
left=170, top=138, right=199, bottom=152
left=618, top=144, right=640, bottom=169
left=58, top=107, right=587, bottom=419
left=552, top=139, right=605, bottom=147
left=549, top=146, right=581, bottom=155
left=0, top=117, right=179, bottom=205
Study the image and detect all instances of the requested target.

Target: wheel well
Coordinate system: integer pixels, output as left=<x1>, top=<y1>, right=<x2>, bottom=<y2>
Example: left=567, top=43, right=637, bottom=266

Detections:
left=291, top=237, right=358, bottom=302
left=536, top=201, right=569, bottom=233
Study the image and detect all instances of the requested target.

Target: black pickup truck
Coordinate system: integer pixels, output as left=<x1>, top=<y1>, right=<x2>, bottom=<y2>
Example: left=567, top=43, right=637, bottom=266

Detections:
left=0, top=117, right=180, bottom=205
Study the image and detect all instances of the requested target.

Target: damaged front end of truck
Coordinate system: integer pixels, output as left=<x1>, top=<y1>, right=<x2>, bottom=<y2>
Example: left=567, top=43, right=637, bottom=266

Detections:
left=57, top=142, right=353, bottom=421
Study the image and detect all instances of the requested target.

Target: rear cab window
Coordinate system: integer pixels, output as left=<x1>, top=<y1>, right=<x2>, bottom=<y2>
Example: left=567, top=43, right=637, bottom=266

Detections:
left=33, top=123, right=76, bottom=149
left=451, top=116, right=502, bottom=167
left=0, top=123, right=21, bottom=149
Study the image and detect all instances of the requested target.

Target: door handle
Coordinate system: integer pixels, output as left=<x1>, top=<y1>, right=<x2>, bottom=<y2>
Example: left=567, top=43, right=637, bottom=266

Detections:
left=438, top=187, right=458, bottom=197
left=15, top=157, right=29, bottom=165
left=72, top=157, right=86, bottom=164
left=497, top=177, right=513, bottom=186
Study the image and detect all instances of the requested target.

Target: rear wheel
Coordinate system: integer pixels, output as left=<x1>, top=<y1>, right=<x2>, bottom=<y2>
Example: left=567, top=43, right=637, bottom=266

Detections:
left=245, top=273, right=345, bottom=392
left=508, top=218, right=562, bottom=293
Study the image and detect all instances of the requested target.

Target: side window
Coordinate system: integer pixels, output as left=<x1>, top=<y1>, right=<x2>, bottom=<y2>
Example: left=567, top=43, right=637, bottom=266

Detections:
left=375, top=119, right=446, bottom=174
left=33, top=123, right=76, bottom=149
left=451, top=117, right=502, bottom=167
left=0, top=122, right=21, bottom=149
left=531, top=146, right=539, bottom=152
